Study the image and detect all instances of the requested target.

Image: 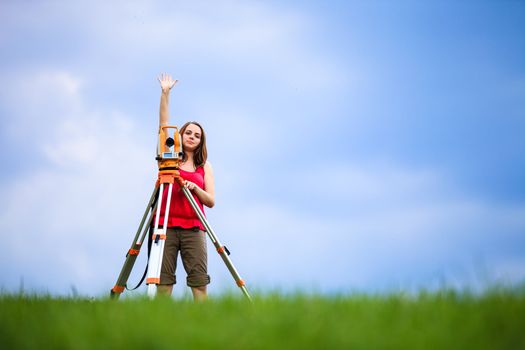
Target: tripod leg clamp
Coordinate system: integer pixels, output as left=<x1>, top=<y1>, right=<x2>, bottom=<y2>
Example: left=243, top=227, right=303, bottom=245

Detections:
left=127, top=248, right=140, bottom=257
left=217, top=246, right=231, bottom=256
left=152, top=233, right=167, bottom=243
left=112, top=285, right=125, bottom=293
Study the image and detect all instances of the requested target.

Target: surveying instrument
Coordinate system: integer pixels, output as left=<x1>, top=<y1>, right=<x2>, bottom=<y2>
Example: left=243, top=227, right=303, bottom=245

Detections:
left=110, top=126, right=251, bottom=301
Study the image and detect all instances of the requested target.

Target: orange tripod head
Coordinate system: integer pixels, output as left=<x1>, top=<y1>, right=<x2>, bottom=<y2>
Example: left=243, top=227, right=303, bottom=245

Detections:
left=156, top=125, right=183, bottom=170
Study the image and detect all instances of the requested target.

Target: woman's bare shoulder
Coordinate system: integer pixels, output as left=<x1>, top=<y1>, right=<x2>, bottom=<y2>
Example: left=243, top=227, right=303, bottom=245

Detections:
left=204, top=161, right=213, bottom=173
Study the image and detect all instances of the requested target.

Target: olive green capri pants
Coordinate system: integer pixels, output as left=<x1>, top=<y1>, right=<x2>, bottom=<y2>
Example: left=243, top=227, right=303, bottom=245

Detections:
left=159, top=227, right=211, bottom=287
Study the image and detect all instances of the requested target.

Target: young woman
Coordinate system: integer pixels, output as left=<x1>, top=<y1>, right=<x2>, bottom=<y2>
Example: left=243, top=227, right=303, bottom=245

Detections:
left=155, top=73, right=215, bottom=301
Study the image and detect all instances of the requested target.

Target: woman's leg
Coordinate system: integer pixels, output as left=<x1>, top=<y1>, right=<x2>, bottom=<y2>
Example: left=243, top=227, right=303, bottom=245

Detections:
left=157, top=228, right=179, bottom=297
left=191, top=285, right=207, bottom=301
left=158, top=284, right=174, bottom=296
left=180, top=229, right=211, bottom=301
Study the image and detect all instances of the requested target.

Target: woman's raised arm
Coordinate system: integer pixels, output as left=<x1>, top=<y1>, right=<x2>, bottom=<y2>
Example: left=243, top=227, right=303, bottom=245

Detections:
left=157, top=73, right=178, bottom=126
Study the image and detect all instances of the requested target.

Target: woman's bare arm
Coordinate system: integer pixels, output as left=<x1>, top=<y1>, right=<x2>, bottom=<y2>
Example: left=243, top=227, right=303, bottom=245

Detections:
left=157, top=73, right=178, bottom=127
left=185, top=161, right=215, bottom=208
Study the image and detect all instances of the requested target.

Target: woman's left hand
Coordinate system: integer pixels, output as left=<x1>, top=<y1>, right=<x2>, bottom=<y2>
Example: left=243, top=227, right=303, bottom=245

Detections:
left=158, top=73, right=178, bottom=92
left=184, top=180, right=198, bottom=191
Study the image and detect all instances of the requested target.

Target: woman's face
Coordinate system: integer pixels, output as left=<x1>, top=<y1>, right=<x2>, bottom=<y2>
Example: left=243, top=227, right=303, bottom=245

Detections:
left=182, top=123, right=202, bottom=151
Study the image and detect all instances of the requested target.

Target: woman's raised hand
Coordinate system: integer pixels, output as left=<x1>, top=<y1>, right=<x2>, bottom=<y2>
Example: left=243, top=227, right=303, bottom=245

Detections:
left=158, top=73, right=178, bottom=92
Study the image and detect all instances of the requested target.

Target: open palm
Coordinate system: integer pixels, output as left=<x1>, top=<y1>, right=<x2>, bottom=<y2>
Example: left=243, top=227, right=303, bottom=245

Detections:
left=158, top=73, right=178, bottom=91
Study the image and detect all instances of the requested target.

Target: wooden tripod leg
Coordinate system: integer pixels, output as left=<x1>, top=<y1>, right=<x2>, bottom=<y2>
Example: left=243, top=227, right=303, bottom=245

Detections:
left=111, top=184, right=160, bottom=298
left=180, top=186, right=252, bottom=302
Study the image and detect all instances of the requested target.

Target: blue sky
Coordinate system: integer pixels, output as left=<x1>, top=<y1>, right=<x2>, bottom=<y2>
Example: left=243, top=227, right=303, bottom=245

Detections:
left=0, top=0, right=524, bottom=297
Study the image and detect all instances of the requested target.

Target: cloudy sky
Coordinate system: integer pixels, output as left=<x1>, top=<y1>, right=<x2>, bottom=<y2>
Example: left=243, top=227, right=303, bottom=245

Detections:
left=0, top=0, right=524, bottom=297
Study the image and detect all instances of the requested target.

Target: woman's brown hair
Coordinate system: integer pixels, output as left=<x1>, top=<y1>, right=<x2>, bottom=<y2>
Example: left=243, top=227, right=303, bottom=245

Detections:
left=180, top=121, right=207, bottom=168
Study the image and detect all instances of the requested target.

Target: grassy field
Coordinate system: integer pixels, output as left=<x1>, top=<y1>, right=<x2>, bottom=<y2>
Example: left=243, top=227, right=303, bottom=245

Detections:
left=1, top=288, right=524, bottom=350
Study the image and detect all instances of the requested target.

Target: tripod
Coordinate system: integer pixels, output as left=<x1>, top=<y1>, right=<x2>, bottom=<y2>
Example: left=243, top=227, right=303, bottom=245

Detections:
left=110, top=126, right=251, bottom=301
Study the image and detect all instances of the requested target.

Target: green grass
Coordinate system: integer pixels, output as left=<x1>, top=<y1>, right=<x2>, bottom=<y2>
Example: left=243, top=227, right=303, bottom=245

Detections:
left=1, top=289, right=524, bottom=350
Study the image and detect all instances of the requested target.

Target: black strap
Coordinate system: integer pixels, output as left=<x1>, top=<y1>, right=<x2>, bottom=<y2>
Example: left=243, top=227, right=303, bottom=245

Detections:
left=126, top=265, right=148, bottom=291
left=126, top=227, right=153, bottom=291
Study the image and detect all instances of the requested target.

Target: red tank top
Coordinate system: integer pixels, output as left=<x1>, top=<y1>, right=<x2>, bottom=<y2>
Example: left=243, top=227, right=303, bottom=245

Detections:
left=154, top=167, right=206, bottom=230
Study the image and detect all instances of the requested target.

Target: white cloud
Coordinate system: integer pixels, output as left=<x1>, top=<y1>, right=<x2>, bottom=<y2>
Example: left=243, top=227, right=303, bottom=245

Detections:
left=0, top=0, right=345, bottom=92
left=0, top=69, right=155, bottom=293
left=0, top=70, right=84, bottom=142
left=297, top=163, right=448, bottom=204
left=205, top=162, right=525, bottom=292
